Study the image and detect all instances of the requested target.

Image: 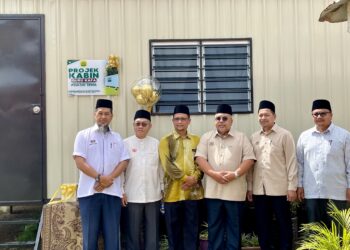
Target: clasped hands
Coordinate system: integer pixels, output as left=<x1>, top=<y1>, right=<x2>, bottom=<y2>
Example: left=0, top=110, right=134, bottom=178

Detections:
left=210, top=170, right=236, bottom=184
left=181, top=176, right=199, bottom=190
left=94, top=174, right=114, bottom=192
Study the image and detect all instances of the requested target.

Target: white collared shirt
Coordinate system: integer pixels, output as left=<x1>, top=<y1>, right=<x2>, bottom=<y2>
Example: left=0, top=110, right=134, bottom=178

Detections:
left=73, top=124, right=130, bottom=198
left=123, top=135, right=163, bottom=203
left=297, top=123, right=350, bottom=200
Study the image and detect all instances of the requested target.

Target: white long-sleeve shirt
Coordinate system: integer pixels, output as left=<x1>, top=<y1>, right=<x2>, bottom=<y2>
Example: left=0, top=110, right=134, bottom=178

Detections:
left=297, top=123, right=350, bottom=200
left=123, top=135, right=163, bottom=203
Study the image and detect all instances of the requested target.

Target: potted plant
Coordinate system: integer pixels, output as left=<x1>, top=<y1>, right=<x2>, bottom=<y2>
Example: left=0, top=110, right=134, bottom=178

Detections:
left=199, top=222, right=208, bottom=250
left=297, top=201, right=350, bottom=249
left=241, top=233, right=260, bottom=250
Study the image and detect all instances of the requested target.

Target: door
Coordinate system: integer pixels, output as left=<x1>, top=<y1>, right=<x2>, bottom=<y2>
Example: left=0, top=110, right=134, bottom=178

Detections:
left=0, top=15, right=45, bottom=204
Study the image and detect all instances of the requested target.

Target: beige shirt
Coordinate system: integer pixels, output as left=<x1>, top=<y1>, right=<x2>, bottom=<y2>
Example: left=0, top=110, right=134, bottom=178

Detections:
left=195, top=129, right=256, bottom=201
left=250, top=124, right=298, bottom=195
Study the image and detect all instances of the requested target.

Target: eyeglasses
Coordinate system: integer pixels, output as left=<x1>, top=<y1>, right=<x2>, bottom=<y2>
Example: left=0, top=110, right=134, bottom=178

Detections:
left=173, top=117, right=188, bottom=122
left=215, top=116, right=229, bottom=122
left=312, top=112, right=330, bottom=118
left=134, top=122, right=149, bottom=127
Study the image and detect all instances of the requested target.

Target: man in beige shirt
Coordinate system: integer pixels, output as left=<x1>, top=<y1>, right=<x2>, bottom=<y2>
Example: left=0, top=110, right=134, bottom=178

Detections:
left=196, top=104, right=255, bottom=250
left=248, top=100, right=297, bottom=250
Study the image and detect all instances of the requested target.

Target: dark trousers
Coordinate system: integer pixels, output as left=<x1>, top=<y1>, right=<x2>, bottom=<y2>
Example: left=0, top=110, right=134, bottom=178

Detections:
left=253, top=195, right=292, bottom=250
left=305, top=198, right=349, bottom=227
left=78, top=193, right=121, bottom=250
left=206, top=198, right=243, bottom=250
left=126, top=201, right=161, bottom=250
left=164, top=200, right=200, bottom=250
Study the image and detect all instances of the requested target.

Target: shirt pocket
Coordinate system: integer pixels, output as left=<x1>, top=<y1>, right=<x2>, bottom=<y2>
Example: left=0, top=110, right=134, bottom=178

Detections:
left=146, top=151, right=159, bottom=168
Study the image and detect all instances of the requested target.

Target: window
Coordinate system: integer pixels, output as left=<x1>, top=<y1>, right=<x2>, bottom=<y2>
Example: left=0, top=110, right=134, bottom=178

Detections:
left=150, top=39, right=253, bottom=114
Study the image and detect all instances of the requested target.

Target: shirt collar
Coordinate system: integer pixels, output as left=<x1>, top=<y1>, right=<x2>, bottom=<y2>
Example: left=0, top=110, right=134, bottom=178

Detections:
left=172, top=130, right=190, bottom=140
left=259, top=123, right=278, bottom=135
left=312, top=122, right=333, bottom=134
left=215, top=128, right=235, bottom=138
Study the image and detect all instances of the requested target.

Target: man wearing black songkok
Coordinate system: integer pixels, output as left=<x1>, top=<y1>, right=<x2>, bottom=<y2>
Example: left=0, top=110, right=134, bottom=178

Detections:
left=196, top=104, right=256, bottom=250
left=73, top=99, right=130, bottom=250
left=297, top=99, right=350, bottom=227
left=159, top=105, right=204, bottom=250
left=248, top=100, right=297, bottom=250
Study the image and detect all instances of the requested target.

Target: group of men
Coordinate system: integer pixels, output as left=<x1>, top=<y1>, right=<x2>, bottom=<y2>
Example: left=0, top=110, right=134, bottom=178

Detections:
left=73, top=98, right=350, bottom=250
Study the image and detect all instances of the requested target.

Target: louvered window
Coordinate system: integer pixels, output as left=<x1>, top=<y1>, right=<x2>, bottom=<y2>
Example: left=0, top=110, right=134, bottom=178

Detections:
left=150, top=39, right=253, bottom=114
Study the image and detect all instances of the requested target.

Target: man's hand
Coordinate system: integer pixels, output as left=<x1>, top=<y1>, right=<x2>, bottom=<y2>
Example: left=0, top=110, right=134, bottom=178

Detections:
left=182, top=176, right=198, bottom=190
left=223, top=171, right=236, bottom=182
left=346, top=188, right=350, bottom=203
left=122, top=193, right=128, bottom=207
left=99, top=175, right=114, bottom=188
left=209, top=170, right=229, bottom=184
left=246, top=190, right=253, bottom=202
left=297, top=187, right=304, bottom=201
left=287, top=190, right=297, bottom=202
left=94, top=182, right=104, bottom=192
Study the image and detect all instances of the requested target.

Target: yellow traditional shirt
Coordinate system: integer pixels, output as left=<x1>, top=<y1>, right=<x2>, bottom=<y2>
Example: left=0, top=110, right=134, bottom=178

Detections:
left=159, top=131, right=204, bottom=202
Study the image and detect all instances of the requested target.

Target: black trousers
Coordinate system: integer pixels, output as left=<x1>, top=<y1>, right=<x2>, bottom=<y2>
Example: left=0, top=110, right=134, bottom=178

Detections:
left=253, top=195, right=293, bottom=250
left=164, top=200, right=200, bottom=250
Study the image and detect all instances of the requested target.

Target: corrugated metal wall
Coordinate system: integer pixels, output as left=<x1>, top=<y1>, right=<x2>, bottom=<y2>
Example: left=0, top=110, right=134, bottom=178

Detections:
left=1, top=0, right=349, bottom=196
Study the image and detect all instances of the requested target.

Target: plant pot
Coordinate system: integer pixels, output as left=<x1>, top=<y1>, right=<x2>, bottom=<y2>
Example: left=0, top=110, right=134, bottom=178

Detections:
left=199, top=239, right=208, bottom=250
left=241, top=247, right=261, bottom=250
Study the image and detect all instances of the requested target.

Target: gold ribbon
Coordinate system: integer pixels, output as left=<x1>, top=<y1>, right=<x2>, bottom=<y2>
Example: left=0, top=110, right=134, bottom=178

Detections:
left=49, top=183, right=78, bottom=204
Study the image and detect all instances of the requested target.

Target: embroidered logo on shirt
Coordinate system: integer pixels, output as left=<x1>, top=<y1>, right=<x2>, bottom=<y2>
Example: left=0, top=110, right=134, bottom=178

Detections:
left=132, top=148, right=137, bottom=152
left=209, top=142, right=214, bottom=146
left=89, top=139, right=97, bottom=145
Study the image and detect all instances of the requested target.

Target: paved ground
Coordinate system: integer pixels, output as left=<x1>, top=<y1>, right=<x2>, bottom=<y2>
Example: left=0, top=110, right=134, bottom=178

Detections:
left=0, top=205, right=42, bottom=249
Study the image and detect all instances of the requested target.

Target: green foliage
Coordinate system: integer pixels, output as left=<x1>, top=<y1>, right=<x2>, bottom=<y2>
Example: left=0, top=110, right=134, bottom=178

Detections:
left=297, top=201, right=350, bottom=250
left=241, top=233, right=260, bottom=247
left=199, top=222, right=208, bottom=240
left=160, top=235, right=168, bottom=250
left=106, top=67, right=118, bottom=76
left=16, top=223, right=38, bottom=241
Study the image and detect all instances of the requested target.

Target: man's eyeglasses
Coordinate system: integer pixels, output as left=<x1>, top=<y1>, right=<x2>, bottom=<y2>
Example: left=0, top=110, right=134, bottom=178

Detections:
left=173, top=117, right=188, bottom=122
left=215, top=116, right=229, bottom=122
left=134, top=122, right=149, bottom=127
left=312, top=112, right=330, bottom=118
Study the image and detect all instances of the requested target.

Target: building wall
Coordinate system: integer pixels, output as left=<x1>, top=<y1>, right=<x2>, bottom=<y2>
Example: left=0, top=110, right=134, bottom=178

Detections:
left=1, top=0, right=349, bottom=196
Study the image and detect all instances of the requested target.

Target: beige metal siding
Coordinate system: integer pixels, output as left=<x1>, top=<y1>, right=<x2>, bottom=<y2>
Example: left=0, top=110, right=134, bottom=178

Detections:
left=1, top=0, right=349, bottom=196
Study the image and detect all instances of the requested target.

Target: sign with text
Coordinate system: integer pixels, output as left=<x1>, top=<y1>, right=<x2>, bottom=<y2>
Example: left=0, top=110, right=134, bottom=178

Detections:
left=67, top=60, right=119, bottom=95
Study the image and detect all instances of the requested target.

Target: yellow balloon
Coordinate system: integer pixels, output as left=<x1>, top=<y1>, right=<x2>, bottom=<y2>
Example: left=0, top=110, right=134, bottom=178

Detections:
left=141, top=84, right=153, bottom=99
left=131, top=85, right=141, bottom=97
left=136, top=94, right=148, bottom=105
left=149, top=91, right=160, bottom=103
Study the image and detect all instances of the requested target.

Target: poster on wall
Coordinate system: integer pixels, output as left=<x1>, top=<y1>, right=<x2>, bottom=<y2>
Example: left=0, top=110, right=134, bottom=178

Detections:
left=67, top=59, right=119, bottom=96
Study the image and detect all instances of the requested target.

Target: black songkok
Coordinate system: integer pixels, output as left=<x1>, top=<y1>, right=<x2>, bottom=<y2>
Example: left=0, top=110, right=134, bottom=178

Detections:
left=216, top=104, right=232, bottom=115
left=173, top=105, right=190, bottom=116
left=312, top=99, right=332, bottom=112
left=258, top=100, right=275, bottom=113
left=134, top=109, right=151, bottom=121
left=96, top=99, right=113, bottom=110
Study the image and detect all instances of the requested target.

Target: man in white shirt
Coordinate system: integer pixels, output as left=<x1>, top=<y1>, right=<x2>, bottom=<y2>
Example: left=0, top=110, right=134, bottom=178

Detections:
left=297, top=99, right=350, bottom=226
left=73, top=99, right=130, bottom=250
left=123, top=109, right=163, bottom=250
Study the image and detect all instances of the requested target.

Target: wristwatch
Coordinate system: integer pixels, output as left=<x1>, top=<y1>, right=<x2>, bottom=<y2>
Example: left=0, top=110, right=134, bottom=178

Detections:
left=95, top=174, right=101, bottom=182
left=234, top=171, right=240, bottom=178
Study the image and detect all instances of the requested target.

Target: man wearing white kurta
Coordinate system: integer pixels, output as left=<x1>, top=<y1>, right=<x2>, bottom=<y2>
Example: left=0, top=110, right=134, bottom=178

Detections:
left=73, top=99, right=130, bottom=250
left=123, top=110, right=164, bottom=250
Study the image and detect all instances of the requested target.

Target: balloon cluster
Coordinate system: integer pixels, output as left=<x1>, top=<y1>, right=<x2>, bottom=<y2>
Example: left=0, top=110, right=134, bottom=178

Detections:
left=131, top=77, right=161, bottom=112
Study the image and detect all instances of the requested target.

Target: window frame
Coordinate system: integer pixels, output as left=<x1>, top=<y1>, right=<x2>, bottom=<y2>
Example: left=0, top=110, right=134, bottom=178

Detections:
left=149, top=38, right=254, bottom=115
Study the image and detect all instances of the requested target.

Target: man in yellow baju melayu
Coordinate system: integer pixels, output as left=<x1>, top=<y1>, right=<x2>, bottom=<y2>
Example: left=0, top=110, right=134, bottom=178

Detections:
left=159, top=105, right=204, bottom=250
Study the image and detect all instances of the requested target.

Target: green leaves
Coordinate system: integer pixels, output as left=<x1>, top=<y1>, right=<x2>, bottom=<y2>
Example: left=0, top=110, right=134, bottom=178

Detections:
left=297, top=201, right=350, bottom=250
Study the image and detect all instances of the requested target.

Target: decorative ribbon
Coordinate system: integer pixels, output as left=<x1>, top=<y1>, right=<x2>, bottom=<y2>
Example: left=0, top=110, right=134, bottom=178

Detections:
left=48, top=183, right=78, bottom=204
